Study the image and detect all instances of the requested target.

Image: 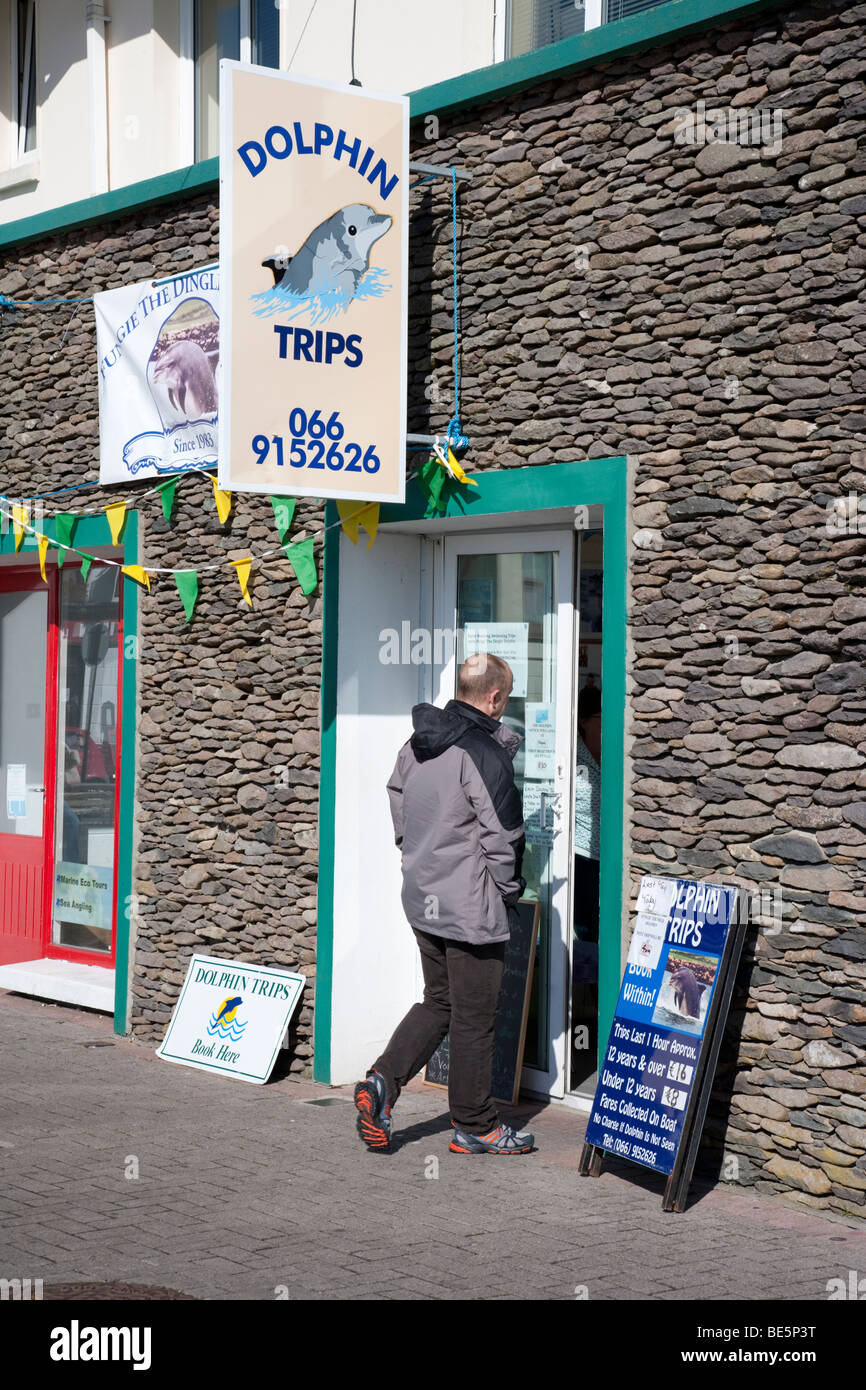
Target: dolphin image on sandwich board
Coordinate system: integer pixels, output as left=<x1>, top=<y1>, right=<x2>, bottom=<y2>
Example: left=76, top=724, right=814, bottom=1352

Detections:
left=669, top=966, right=707, bottom=1020
left=262, top=203, right=392, bottom=306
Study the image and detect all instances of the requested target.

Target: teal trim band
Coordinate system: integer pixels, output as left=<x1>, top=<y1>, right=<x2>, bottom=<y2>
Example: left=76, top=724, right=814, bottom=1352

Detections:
left=0, top=0, right=786, bottom=253
left=314, top=502, right=340, bottom=1082
left=114, top=511, right=139, bottom=1034
left=317, top=456, right=628, bottom=1082
left=0, top=158, right=218, bottom=252
left=409, top=0, right=785, bottom=121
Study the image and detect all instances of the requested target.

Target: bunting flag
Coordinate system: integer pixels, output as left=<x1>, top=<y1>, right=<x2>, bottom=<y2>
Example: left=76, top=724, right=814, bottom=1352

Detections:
left=415, top=455, right=448, bottom=515
left=212, top=476, right=232, bottom=524
left=79, top=554, right=94, bottom=582
left=55, top=513, right=77, bottom=567
left=174, top=570, right=199, bottom=623
left=12, top=502, right=28, bottom=551
left=230, top=557, right=253, bottom=606
left=36, top=533, right=50, bottom=582
left=336, top=500, right=379, bottom=550
left=287, top=539, right=317, bottom=596
left=271, top=496, right=297, bottom=548
left=122, top=564, right=151, bottom=591
left=160, top=477, right=179, bottom=523
left=443, top=445, right=477, bottom=488
left=105, top=501, right=127, bottom=544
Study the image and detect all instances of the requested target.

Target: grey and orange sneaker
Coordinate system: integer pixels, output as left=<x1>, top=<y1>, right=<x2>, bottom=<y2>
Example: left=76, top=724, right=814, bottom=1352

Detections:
left=449, top=1122, right=534, bottom=1155
left=354, top=1069, right=392, bottom=1151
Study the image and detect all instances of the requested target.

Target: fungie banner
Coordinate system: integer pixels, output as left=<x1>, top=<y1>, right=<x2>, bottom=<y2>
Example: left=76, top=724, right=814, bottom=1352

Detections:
left=95, top=268, right=220, bottom=483
left=219, top=63, right=409, bottom=503
left=584, top=877, right=738, bottom=1177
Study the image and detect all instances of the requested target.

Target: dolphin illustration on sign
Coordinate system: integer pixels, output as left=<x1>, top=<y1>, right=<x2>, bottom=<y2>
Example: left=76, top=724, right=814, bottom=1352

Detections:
left=253, top=203, right=392, bottom=324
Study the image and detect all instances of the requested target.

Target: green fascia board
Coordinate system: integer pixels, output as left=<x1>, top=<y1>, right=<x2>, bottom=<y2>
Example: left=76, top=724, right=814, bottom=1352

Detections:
left=317, top=456, right=627, bottom=1083
left=0, top=510, right=138, bottom=1033
left=114, top=511, right=139, bottom=1035
left=0, top=157, right=219, bottom=252
left=409, top=0, right=787, bottom=120
left=0, top=0, right=787, bottom=254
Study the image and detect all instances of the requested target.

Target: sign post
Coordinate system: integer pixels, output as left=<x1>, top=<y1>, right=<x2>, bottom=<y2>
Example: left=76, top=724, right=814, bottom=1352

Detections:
left=219, top=62, right=409, bottom=503
left=579, top=877, right=746, bottom=1211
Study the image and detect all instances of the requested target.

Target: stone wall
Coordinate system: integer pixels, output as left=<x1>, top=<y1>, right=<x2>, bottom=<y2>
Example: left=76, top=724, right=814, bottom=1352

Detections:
left=0, top=193, right=324, bottom=1074
left=1, top=0, right=864, bottom=1210
left=406, top=0, right=866, bottom=1214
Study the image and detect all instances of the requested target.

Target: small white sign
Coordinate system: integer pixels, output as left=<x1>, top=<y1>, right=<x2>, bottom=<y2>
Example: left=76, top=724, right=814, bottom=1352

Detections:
left=636, top=876, right=678, bottom=918
left=6, top=764, right=27, bottom=819
left=524, top=702, right=555, bottom=778
left=627, top=876, right=678, bottom=973
left=463, top=622, right=529, bottom=698
left=157, top=953, right=304, bottom=1084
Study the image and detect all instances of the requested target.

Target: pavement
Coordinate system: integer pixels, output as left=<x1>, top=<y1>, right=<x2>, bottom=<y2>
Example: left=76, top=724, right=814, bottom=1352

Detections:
left=2, top=989, right=865, bottom=1302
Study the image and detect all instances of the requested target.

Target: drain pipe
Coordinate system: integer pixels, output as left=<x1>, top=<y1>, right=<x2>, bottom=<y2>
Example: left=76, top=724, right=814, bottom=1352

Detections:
left=86, top=0, right=109, bottom=195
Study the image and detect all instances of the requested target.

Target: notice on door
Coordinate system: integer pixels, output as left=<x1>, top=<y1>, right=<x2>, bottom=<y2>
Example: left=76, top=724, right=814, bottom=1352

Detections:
left=53, top=862, right=113, bottom=932
left=157, top=953, right=305, bottom=1084
left=463, top=622, right=528, bottom=697
left=6, top=764, right=26, bottom=819
left=524, top=703, right=555, bottom=778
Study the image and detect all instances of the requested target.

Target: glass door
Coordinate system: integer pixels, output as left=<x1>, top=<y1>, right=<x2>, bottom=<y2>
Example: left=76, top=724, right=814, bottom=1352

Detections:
left=436, top=530, right=575, bottom=1098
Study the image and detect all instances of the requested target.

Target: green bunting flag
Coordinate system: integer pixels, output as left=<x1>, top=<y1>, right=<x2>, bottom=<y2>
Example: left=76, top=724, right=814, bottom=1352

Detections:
left=78, top=553, right=93, bottom=582
left=55, top=513, right=77, bottom=568
left=287, top=538, right=317, bottom=596
left=160, top=477, right=179, bottom=523
left=174, top=570, right=199, bottom=623
left=416, top=455, right=449, bottom=516
left=271, top=496, right=297, bottom=548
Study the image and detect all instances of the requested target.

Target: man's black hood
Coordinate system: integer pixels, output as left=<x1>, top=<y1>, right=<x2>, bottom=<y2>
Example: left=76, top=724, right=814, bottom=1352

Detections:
left=411, top=700, right=487, bottom=762
left=410, top=699, right=509, bottom=763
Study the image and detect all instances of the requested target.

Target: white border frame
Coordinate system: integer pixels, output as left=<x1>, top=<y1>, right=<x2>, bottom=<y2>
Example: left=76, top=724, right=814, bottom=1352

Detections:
left=218, top=59, right=409, bottom=503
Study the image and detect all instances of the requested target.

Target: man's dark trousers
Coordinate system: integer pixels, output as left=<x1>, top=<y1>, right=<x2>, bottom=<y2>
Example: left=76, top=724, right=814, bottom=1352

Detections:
left=371, top=921, right=508, bottom=1135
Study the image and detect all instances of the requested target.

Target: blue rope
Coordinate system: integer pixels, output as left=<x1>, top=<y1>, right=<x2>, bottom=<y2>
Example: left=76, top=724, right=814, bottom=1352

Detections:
left=446, top=166, right=467, bottom=452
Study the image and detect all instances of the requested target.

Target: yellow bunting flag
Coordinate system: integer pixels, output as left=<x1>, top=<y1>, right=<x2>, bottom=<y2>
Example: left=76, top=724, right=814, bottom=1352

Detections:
left=230, top=557, right=253, bottom=606
left=105, top=501, right=127, bottom=544
left=444, top=446, right=477, bottom=488
left=36, top=533, right=50, bottom=581
left=212, top=476, right=232, bottom=524
left=121, top=564, right=151, bottom=591
left=336, top=500, right=380, bottom=551
left=12, top=503, right=28, bottom=551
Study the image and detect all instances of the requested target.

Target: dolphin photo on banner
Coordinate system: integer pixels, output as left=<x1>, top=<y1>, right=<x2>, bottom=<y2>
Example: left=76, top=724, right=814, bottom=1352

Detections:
left=95, top=269, right=220, bottom=484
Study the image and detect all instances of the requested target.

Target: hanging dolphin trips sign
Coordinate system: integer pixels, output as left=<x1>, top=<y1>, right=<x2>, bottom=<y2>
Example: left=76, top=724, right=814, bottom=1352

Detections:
left=218, top=62, right=409, bottom=504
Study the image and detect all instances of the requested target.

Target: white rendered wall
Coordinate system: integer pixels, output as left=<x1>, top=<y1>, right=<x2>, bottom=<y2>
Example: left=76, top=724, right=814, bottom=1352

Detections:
left=329, top=527, right=430, bottom=1084
left=0, top=0, right=498, bottom=224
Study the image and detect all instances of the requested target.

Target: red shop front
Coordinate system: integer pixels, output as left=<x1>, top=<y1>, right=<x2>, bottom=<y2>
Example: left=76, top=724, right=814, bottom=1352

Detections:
left=0, top=558, right=124, bottom=1011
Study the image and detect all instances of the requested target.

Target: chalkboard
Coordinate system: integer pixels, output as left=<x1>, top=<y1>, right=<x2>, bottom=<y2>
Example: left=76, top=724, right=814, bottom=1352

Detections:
left=424, top=899, right=539, bottom=1105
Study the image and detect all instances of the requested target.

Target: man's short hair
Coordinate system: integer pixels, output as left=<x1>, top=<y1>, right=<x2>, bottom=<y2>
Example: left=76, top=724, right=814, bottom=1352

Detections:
left=457, top=652, right=512, bottom=702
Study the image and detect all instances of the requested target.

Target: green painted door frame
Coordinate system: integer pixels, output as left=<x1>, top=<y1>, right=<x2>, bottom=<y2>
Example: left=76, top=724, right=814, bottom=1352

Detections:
left=0, top=511, right=139, bottom=1034
left=315, top=456, right=628, bottom=1086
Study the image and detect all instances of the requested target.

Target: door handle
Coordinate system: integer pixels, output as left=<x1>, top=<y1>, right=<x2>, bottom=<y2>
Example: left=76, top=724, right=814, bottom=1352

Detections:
left=539, top=791, right=561, bottom=829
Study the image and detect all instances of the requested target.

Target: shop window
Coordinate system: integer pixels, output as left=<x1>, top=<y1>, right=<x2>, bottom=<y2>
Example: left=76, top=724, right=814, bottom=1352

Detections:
left=508, top=0, right=672, bottom=58
left=52, top=567, right=121, bottom=956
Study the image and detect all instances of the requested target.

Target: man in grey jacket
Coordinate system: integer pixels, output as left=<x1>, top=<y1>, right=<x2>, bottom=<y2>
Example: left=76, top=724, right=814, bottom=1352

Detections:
left=354, top=652, right=535, bottom=1156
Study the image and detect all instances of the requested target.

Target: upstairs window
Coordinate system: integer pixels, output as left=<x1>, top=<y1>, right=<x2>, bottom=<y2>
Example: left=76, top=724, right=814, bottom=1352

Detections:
left=194, top=0, right=281, bottom=162
left=507, top=0, right=672, bottom=58
left=14, top=0, right=37, bottom=159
